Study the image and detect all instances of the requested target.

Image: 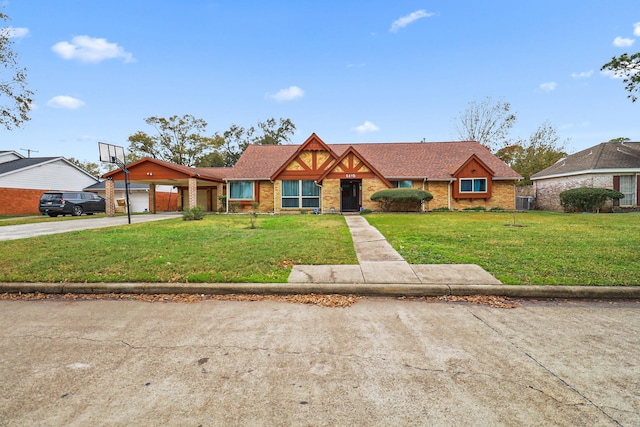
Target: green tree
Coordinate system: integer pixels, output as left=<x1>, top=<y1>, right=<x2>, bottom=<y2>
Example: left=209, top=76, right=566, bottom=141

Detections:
left=219, top=117, right=296, bottom=166
left=510, top=122, right=567, bottom=186
left=608, top=137, right=631, bottom=142
left=601, top=53, right=640, bottom=102
left=67, top=157, right=102, bottom=177
left=127, top=115, right=221, bottom=166
left=453, top=97, right=517, bottom=152
left=0, top=12, right=34, bottom=130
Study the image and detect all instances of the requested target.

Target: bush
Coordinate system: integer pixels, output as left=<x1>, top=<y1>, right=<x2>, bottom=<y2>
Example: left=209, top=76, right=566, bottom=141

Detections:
left=182, top=206, right=205, bottom=221
left=370, top=188, right=433, bottom=212
left=463, top=206, right=486, bottom=211
left=360, top=208, right=373, bottom=215
left=217, top=195, right=227, bottom=213
left=559, top=187, right=624, bottom=213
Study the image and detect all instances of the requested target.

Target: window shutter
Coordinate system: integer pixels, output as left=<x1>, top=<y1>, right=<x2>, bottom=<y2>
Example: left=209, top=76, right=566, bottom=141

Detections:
left=637, top=175, right=640, bottom=207
left=613, top=175, right=620, bottom=207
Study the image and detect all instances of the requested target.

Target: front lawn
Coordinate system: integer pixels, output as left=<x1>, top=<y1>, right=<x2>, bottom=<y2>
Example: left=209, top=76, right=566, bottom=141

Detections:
left=366, top=211, right=640, bottom=285
left=0, top=215, right=357, bottom=283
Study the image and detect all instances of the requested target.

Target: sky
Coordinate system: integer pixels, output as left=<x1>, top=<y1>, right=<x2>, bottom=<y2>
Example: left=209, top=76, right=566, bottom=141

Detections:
left=2, top=0, right=640, bottom=164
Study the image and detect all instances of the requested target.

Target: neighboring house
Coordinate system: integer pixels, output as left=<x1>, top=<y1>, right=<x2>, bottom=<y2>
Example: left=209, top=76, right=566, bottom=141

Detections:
left=531, top=141, right=640, bottom=211
left=0, top=151, right=100, bottom=215
left=103, top=133, right=521, bottom=214
left=84, top=181, right=178, bottom=213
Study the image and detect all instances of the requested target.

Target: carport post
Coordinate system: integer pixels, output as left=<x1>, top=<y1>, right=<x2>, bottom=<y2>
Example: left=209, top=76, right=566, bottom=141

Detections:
left=105, top=179, right=115, bottom=217
left=188, top=177, right=198, bottom=209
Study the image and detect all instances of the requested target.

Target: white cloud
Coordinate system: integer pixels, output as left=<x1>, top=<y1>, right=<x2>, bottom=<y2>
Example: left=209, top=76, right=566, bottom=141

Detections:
left=571, top=70, right=593, bottom=78
left=390, top=10, right=435, bottom=33
left=613, top=36, right=635, bottom=47
left=634, top=22, right=640, bottom=36
left=47, top=96, right=85, bottom=109
left=52, top=35, right=135, bottom=63
left=1, top=27, right=29, bottom=38
left=601, top=69, right=625, bottom=79
left=353, top=121, right=380, bottom=133
left=266, top=86, right=304, bottom=101
left=539, top=82, right=557, bottom=92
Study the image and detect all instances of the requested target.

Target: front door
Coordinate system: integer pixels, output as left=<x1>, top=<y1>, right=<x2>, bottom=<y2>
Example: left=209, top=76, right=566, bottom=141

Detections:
left=341, top=179, right=361, bottom=212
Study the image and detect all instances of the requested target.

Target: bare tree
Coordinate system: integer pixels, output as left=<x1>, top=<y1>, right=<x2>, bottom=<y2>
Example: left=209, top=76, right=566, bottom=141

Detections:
left=453, top=97, right=517, bottom=152
left=0, top=12, right=34, bottom=130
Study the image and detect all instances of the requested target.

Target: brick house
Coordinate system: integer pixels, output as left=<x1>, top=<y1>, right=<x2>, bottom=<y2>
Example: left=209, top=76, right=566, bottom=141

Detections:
left=103, top=133, right=521, bottom=214
left=531, top=141, right=640, bottom=211
left=0, top=150, right=99, bottom=215
left=103, top=134, right=522, bottom=213
left=224, top=134, right=521, bottom=213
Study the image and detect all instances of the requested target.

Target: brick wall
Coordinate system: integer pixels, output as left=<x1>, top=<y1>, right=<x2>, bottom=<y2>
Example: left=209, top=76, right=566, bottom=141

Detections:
left=0, top=188, right=46, bottom=215
left=362, top=177, right=389, bottom=211
left=322, top=179, right=341, bottom=213
left=425, top=181, right=450, bottom=210
left=534, top=173, right=614, bottom=211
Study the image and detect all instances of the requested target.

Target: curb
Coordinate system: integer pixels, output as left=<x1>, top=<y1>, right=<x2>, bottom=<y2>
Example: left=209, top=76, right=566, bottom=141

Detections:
left=1, top=283, right=639, bottom=299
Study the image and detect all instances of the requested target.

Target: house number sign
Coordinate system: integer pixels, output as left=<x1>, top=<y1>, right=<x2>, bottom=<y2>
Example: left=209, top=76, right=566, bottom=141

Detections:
left=346, top=174, right=356, bottom=178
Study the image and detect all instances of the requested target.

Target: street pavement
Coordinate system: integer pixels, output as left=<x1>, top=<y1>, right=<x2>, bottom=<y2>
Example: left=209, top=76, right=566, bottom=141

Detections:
left=0, top=297, right=638, bottom=426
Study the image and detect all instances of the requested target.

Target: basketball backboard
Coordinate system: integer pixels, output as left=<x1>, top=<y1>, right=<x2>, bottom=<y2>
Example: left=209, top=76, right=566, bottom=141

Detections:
left=98, top=142, right=126, bottom=164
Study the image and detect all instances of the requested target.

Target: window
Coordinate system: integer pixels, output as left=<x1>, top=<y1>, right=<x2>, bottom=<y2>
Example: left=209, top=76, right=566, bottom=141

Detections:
left=460, top=178, right=487, bottom=193
left=391, top=180, right=412, bottom=188
left=619, top=175, right=636, bottom=206
left=282, top=180, right=320, bottom=208
left=229, top=181, right=254, bottom=199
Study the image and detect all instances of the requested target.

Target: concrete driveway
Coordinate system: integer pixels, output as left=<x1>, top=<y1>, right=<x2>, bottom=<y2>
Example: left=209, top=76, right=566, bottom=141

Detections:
left=0, top=297, right=637, bottom=426
left=0, top=213, right=181, bottom=241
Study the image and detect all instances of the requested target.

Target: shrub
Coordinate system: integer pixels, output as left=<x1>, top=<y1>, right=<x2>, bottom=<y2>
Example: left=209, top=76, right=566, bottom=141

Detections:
left=431, top=207, right=451, bottom=212
left=463, top=206, right=486, bottom=211
left=370, top=188, right=433, bottom=212
left=229, top=201, right=241, bottom=213
left=182, top=206, right=205, bottom=221
left=217, top=195, right=227, bottom=213
left=559, top=187, right=624, bottom=213
left=360, top=208, right=373, bottom=215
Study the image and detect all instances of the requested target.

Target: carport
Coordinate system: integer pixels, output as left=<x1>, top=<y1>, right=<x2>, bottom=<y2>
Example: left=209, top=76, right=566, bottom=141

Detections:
left=101, top=158, right=229, bottom=216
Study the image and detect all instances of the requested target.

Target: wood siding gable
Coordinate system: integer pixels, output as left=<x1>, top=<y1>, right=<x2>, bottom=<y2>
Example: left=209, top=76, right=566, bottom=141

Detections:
left=452, top=154, right=495, bottom=199
left=270, top=133, right=338, bottom=181
left=317, top=146, right=392, bottom=187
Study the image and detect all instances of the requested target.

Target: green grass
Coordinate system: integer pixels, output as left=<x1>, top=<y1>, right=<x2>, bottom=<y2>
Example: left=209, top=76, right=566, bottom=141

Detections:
left=1, top=211, right=638, bottom=285
left=366, top=211, right=640, bottom=285
left=0, top=215, right=357, bottom=283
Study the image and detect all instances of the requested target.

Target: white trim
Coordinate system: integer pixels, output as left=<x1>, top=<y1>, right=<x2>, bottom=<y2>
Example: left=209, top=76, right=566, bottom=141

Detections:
left=532, top=168, right=640, bottom=181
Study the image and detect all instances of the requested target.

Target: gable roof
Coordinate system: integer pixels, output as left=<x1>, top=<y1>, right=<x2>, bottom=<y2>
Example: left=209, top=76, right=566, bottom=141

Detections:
left=102, top=157, right=233, bottom=182
left=316, top=145, right=393, bottom=186
left=0, top=157, right=60, bottom=176
left=531, top=141, right=640, bottom=180
left=228, top=139, right=520, bottom=182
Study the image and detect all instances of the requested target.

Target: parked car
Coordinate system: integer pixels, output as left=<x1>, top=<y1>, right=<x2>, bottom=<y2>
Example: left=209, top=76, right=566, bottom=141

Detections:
left=39, top=191, right=106, bottom=217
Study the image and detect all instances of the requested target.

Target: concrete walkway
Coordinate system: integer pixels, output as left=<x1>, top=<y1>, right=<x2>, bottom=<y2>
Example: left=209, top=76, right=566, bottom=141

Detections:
left=288, top=215, right=502, bottom=285
left=0, top=213, right=182, bottom=242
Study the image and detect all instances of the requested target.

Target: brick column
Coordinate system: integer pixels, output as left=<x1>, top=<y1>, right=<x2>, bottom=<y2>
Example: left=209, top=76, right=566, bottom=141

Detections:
left=106, top=179, right=115, bottom=217
left=188, top=178, right=197, bottom=209
left=149, top=184, right=156, bottom=214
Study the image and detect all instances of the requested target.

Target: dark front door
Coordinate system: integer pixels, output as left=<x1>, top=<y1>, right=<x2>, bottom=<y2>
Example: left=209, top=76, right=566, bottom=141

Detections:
left=341, top=180, right=361, bottom=212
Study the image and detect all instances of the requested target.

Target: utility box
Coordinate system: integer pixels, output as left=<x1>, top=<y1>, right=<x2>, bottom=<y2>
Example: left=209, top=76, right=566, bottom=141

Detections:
left=516, top=196, right=533, bottom=210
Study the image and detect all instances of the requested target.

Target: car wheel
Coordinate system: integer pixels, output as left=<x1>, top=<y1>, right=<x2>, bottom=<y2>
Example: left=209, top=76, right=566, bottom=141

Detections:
left=72, top=205, right=83, bottom=216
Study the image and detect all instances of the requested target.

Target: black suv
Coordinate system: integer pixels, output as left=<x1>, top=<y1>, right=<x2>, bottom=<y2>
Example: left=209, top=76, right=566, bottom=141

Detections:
left=39, top=191, right=106, bottom=217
